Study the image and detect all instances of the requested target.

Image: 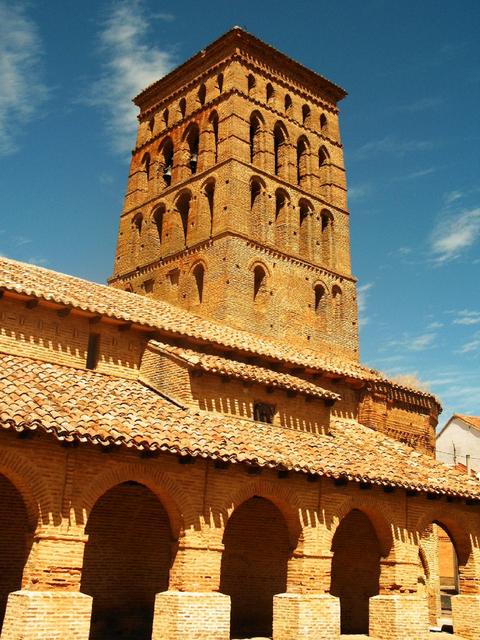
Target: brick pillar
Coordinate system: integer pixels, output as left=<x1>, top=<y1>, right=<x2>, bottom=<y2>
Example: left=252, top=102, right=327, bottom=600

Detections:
left=152, top=541, right=230, bottom=639
left=452, top=595, right=480, bottom=640
left=273, top=594, right=340, bottom=640
left=1, top=591, right=92, bottom=640
left=369, top=595, right=429, bottom=640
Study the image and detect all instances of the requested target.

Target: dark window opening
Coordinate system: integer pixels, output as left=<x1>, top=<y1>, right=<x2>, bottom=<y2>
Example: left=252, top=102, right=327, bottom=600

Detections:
left=266, top=83, right=274, bottom=103
left=210, top=111, right=219, bottom=163
left=217, top=73, right=224, bottom=93
left=250, top=180, right=261, bottom=210
left=273, top=123, right=288, bottom=176
left=163, top=108, right=169, bottom=127
left=320, top=113, right=328, bottom=132
left=161, top=139, right=174, bottom=187
left=86, top=333, right=100, bottom=370
left=253, top=402, right=275, bottom=424
left=247, top=74, right=256, bottom=94
left=179, top=98, right=186, bottom=118
left=148, top=117, right=154, bottom=133
left=302, top=104, right=311, bottom=126
left=193, top=264, right=205, bottom=303
left=284, top=94, right=292, bottom=114
left=186, top=125, right=199, bottom=174
left=253, top=265, right=266, bottom=301
left=204, top=181, right=215, bottom=234
left=153, top=205, right=165, bottom=243
left=176, top=192, right=191, bottom=241
left=198, top=84, right=206, bottom=106
left=314, top=285, right=325, bottom=312
left=142, top=153, right=151, bottom=180
left=142, top=279, right=154, bottom=294
left=168, top=269, right=180, bottom=286
left=133, top=213, right=143, bottom=235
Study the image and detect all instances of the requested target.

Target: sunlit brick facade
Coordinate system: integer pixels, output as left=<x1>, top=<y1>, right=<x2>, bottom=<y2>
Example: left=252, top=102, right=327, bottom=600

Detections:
left=0, top=28, right=479, bottom=640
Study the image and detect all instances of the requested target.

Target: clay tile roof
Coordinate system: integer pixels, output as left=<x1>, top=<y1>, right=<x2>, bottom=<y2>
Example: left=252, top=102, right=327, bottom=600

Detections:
left=150, top=340, right=341, bottom=402
left=455, top=415, right=480, bottom=431
left=0, top=352, right=477, bottom=498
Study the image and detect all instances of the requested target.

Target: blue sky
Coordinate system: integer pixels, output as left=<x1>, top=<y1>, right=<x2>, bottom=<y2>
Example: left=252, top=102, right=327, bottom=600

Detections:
left=0, top=0, right=479, bottom=423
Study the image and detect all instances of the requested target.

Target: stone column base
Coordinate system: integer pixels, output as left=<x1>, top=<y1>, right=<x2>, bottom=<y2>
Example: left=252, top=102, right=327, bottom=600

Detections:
left=452, top=594, right=480, bottom=640
left=273, top=593, right=340, bottom=640
left=369, top=595, right=429, bottom=640
left=1, top=590, right=92, bottom=640
left=152, top=591, right=230, bottom=640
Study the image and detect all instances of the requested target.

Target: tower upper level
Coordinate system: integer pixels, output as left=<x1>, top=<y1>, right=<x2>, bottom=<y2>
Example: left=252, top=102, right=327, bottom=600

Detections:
left=109, top=28, right=359, bottom=361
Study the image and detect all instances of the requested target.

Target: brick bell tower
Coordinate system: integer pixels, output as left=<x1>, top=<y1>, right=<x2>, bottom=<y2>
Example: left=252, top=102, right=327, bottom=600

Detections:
left=109, top=28, right=359, bottom=360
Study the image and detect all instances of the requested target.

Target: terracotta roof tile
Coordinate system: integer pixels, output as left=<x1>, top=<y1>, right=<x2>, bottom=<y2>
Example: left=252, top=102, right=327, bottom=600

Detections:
left=0, top=353, right=476, bottom=498
left=0, top=257, right=436, bottom=403
left=149, top=340, right=340, bottom=401
left=455, top=415, right=480, bottom=431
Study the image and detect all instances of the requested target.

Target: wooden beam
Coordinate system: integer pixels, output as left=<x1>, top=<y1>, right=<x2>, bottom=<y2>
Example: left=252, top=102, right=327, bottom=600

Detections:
left=25, top=299, right=38, bottom=309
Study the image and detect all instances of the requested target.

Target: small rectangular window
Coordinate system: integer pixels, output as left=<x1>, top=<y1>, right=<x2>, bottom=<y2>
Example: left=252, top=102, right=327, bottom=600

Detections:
left=86, top=333, right=100, bottom=370
left=253, top=402, right=276, bottom=424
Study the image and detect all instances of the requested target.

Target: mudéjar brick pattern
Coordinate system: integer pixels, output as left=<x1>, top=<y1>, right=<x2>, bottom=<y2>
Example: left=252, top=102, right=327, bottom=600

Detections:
left=0, top=26, right=479, bottom=640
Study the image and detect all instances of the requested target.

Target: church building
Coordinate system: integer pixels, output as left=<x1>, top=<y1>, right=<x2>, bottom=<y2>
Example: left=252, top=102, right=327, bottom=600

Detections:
left=0, top=27, right=479, bottom=640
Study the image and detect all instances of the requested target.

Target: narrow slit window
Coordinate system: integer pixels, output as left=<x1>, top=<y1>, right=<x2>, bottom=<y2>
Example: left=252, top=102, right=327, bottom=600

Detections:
left=86, top=333, right=100, bottom=370
left=253, top=402, right=275, bottom=424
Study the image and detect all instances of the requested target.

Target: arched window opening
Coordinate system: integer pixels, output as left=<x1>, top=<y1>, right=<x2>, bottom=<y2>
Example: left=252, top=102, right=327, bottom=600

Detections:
left=162, top=108, right=169, bottom=127
left=247, top=74, right=256, bottom=95
left=142, top=153, right=151, bottom=180
left=217, top=73, right=224, bottom=94
left=321, top=210, right=334, bottom=266
left=284, top=94, right=292, bottom=114
left=192, top=263, right=205, bottom=303
left=314, top=284, right=325, bottom=314
left=266, top=83, right=274, bottom=103
left=273, top=122, right=288, bottom=178
left=185, top=124, right=200, bottom=175
left=331, top=510, right=381, bottom=634
left=179, top=97, right=186, bottom=119
left=302, top=104, right=311, bottom=127
left=250, top=179, right=262, bottom=211
left=176, top=192, right=191, bottom=242
left=198, top=83, right=206, bottom=106
left=209, top=111, right=219, bottom=163
left=220, top=497, right=290, bottom=638
left=153, top=204, right=166, bottom=243
left=0, top=474, right=33, bottom=630
left=332, top=285, right=343, bottom=323
left=81, top=482, right=172, bottom=640
left=275, top=190, right=289, bottom=249
left=160, top=138, right=174, bottom=187
left=299, top=200, right=311, bottom=256
left=148, top=117, right=155, bottom=133
left=296, top=137, right=309, bottom=186
left=204, top=180, right=215, bottom=235
left=250, top=112, right=263, bottom=165
left=253, top=265, right=267, bottom=301
left=275, top=190, right=287, bottom=220
left=320, top=112, right=328, bottom=132
left=132, top=212, right=143, bottom=235
left=318, top=145, right=329, bottom=168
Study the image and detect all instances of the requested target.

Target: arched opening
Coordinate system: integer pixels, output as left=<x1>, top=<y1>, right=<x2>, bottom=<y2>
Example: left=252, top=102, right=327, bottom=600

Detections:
left=141, top=153, right=151, bottom=180
left=132, top=212, right=143, bottom=236
left=175, top=191, right=191, bottom=243
left=159, top=137, right=174, bottom=187
left=284, top=94, right=292, bottom=115
left=204, top=180, right=215, bottom=235
left=320, top=113, right=328, bottom=132
left=266, top=83, right=274, bottom=103
left=331, top=509, right=381, bottom=634
left=148, top=117, right=155, bottom=134
left=318, top=145, right=330, bottom=185
left=81, top=482, right=172, bottom=640
left=153, top=204, right=166, bottom=243
left=209, top=111, right=219, bottom=163
left=162, top=108, right=169, bottom=128
left=275, top=189, right=289, bottom=249
left=314, top=284, right=326, bottom=317
left=273, top=122, right=289, bottom=179
left=220, top=497, right=290, bottom=638
left=247, top=74, right=256, bottom=95
left=192, top=263, right=205, bottom=303
left=296, top=136, right=309, bottom=187
left=321, top=209, right=334, bottom=266
left=0, top=474, right=33, bottom=630
left=198, top=83, right=206, bottom=106
left=332, top=285, right=343, bottom=325
left=179, top=97, right=186, bottom=119
left=216, top=73, right=224, bottom=94
left=185, top=123, right=199, bottom=175
left=250, top=178, right=265, bottom=241
left=302, top=104, right=311, bottom=127
left=249, top=112, right=263, bottom=166
left=299, top=199, right=312, bottom=257
left=253, top=265, right=267, bottom=302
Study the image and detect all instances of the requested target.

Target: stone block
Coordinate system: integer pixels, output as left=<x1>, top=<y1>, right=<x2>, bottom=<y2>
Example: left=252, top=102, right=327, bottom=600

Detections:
left=273, top=593, right=340, bottom=640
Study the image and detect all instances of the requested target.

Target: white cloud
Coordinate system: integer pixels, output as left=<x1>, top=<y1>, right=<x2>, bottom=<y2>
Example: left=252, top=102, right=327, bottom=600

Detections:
left=357, top=282, right=373, bottom=328
left=396, top=97, right=443, bottom=113
left=385, top=331, right=438, bottom=352
left=348, top=184, right=371, bottom=202
left=85, top=0, right=176, bottom=154
left=0, top=2, right=47, bottom=156
left=393, top=167, right=436, bottom=181
left=458, top=331, right=480, bottom=354
left=444, top=190, right=464, bottom=205
left=453, top=310, right=480, bottom=326
left=430, top=208, right=480, bottom=264
left=353, top=135, right=432, bottom=160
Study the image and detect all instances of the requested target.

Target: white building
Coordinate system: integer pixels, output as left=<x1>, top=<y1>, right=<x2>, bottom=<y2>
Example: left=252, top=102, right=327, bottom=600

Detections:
left=436, top=414, right=480, bottom=473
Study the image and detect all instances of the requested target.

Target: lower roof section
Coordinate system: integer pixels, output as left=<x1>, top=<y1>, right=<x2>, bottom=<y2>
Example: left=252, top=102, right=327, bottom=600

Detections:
left=0, top=352, right=476, bottom=498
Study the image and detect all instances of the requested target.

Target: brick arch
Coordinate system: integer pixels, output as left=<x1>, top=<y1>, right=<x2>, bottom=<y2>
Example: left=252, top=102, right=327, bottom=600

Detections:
left=247, top=258, right=272, bottom=279
left=0, top=448, right=54, bottom=529
left=219, top=479, right=303, bottom=549
left=74, top=463, right=197, bottom=540
left=328, top=494, right=395, bottom=559
left=414, top=505, right=475, bottom=567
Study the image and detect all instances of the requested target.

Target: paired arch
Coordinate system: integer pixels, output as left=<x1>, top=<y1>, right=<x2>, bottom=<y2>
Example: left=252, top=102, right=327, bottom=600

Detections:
left=249, top=111, right=264, bottom=166
left=273, top=121, right=289, bottom=179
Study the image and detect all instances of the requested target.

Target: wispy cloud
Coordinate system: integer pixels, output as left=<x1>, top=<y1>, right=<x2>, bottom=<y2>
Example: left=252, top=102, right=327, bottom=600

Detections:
left=0, top=2, right=48, bottom=156
left=430, top=207, right=480, bottom=264
left=385, top=331, right=438, bottom=352
left=85, top=1, right=176, bottom=154
left=396, top=97, right=443, bottom=113
left=453, top=310, right=480, bottom=326
left=353, top=135, right=432, bottom=160
left=458, top=331, right=480, bottom=354
left=444, top=190, right=464, bottom=205
left=357, top=282, right=373, bottom=328
left=348, top=184, right=372, bottom=203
